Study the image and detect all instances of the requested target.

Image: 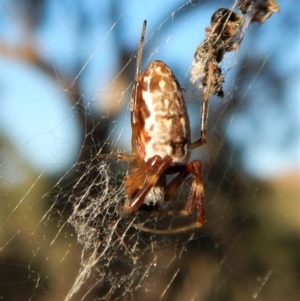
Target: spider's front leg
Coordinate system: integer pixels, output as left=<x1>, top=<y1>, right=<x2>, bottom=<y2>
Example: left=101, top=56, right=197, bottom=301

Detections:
left=191, top=99, right=209, bottom=149
left=121, top=155, right=173, bottom=216
left=183, top=160, right=206, bottom=227
left=136, top=160, right=205, bottom=234
left=166, top=160, right=205, bottom=225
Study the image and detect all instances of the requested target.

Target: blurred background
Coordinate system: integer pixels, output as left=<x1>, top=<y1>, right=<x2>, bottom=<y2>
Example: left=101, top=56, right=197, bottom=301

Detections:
left=0, top=0, right=299, bottom=300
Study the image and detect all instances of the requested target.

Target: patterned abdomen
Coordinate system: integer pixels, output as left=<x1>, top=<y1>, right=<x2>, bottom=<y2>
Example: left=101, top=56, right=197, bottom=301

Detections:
left=131, top=60, right=191, bottom=165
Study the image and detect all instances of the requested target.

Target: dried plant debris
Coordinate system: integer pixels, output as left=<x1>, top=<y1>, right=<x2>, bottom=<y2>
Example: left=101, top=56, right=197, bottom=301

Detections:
left=190, top=0, right=280, bottom=99
left=207, top=9, right=244, bottom=63
left=238, top=0, right=280, bottom=23
left=191, top=8, right=244, bottom=98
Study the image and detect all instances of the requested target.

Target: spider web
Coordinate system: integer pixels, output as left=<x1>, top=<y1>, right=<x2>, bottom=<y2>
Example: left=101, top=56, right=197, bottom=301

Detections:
left=1, top=1, right=300, bottom=300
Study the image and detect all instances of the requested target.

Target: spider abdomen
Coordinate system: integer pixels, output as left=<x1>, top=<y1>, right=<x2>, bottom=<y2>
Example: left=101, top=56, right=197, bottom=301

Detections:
left=132, top=60, right=191, bottom=164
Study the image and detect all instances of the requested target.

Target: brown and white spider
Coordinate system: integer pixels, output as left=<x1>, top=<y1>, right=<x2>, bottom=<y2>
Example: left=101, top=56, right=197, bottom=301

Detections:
left=103, top=20, right=206, bottom=234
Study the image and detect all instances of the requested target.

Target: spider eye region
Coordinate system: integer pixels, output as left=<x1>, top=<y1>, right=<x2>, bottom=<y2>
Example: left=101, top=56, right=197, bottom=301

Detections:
left=133, top=60, right=191, bottom=165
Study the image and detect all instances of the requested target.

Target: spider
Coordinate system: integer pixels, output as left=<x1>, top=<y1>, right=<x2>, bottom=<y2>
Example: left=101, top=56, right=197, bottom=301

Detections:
left=102, top=20, right=206, bottom=234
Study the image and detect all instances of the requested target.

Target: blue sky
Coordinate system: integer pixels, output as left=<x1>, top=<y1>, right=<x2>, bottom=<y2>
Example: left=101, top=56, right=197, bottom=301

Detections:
left=0, top=0, right=299, bottom=178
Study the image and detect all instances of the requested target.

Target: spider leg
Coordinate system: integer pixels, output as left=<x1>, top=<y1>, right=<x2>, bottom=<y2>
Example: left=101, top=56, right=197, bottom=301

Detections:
left=165, top=160, right=205, bottom=225
left=121, top=155, right=173, bottom=215
left=135, top=160, right=205, bottom=234
left=164, top=167, right=189, bottom=202
left=191, top=99, right=208, bottom=149
left=183, top=160, right=206, bottom=226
